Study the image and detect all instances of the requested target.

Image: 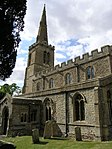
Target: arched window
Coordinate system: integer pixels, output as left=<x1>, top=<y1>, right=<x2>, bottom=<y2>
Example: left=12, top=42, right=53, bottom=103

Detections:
left=87, top=66, right=95, bottom=79
left=65, top=73, right=72, bottom=85
left=73, top=93, right=85, bottom=121
left=49, top=78, right=54, bottom=88
left=44, top=98, right=53, bottom=121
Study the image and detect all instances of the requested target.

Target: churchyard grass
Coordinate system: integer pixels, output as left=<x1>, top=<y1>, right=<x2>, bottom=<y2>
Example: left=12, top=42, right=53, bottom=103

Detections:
left=1, top=136, right=112, bottom=149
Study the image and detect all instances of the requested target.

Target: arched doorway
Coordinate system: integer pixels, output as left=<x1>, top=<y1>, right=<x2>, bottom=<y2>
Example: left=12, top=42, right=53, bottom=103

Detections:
left=2, top=106, right=9, bottom=135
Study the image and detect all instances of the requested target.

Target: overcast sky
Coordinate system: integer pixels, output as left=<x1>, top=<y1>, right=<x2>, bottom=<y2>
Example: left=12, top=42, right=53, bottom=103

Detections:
left=1, top=0, right=112, bottom=87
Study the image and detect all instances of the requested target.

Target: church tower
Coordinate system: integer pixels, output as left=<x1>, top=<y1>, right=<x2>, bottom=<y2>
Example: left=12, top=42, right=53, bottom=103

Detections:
left=23, top=5, right=55, bottom=93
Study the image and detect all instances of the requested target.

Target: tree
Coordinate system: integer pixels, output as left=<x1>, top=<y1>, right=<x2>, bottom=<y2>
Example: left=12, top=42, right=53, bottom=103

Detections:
left=0, top=0, right=27, bottom=80
left=0, top=83, right=22, bottom=99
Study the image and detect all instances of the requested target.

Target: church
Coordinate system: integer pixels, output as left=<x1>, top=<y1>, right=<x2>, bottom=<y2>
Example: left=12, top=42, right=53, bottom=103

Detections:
left=0, top=5, right=112, bottom=141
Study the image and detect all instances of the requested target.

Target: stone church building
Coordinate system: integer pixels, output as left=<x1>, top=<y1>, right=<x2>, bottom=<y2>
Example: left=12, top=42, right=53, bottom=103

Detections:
left=1, top=5, right=112, bottom=141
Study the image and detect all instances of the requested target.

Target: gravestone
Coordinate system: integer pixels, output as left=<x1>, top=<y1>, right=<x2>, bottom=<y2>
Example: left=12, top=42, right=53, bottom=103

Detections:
left=43, top=121, right=52, bottom=139
left=0, top=140, right=16, bottom=149
left=32, top=129, right=39, bottom=144
left=75, top=127, right=82, bottom=141
left=43, top=120, right=62, bottom=139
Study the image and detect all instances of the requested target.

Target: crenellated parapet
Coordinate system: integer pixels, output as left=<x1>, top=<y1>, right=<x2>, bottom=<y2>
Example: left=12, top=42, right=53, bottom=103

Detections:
left=74, top=45, right=112, bottom=64
left=29, top=42, right=55, bottom=51
left=35, top=45, right=112, bottom=78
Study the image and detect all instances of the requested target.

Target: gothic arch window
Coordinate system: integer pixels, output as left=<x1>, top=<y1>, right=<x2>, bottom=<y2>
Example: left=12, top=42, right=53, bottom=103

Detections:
left=49, top=78, right=54, bottom=88
left=44, top=98, right=53, bottom=121
left=87, top=66, right=95, bottom=79
left=65, top=73, right=72, bottom=85
left=73, top=93, right=85, bottom=121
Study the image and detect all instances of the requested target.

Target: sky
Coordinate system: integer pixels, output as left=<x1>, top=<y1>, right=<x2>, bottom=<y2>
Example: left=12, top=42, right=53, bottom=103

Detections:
left=1, top=0, right=112, bottom=88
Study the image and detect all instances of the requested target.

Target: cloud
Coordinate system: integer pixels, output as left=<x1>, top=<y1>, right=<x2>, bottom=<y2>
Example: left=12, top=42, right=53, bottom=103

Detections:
left=1, top=0, right=112, bottom=87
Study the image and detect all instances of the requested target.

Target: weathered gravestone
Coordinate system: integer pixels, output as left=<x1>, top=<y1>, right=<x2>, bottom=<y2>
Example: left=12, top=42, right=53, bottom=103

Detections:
left=32, top=129, right=39, bottom=144
left=43, top=121, right=52, bottom=139
left=75, top=127, right=82, bottom=141
left=43, top=120, right=62, bottom=139
left=0, top=140, right=16, bottom=149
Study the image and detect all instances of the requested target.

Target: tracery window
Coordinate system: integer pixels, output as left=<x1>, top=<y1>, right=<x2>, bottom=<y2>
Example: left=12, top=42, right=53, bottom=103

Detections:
left=87, top=66, right=95, bottom=79
left=73, top=93, right=85, bottom=121
left=65, top=73, right=72, bottom=85
left=44, top=98, right=53, bottom=121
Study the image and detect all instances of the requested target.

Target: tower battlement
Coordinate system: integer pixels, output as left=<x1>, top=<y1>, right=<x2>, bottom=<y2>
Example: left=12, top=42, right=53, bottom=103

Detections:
left=35, top=45, right=112, bottom=78
left=29, top=42, right=55, bottom=51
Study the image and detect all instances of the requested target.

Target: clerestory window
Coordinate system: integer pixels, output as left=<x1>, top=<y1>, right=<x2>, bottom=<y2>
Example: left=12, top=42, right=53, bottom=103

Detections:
left=49, top=78, right=54, bottom=88
left=65, top=73, right=72, bottom=85
left=87, top=66, right=95, bottom=79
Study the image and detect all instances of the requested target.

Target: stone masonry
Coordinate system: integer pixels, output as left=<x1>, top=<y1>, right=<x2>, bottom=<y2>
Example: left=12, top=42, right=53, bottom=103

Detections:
left=0, top=5, right=112, bottom=141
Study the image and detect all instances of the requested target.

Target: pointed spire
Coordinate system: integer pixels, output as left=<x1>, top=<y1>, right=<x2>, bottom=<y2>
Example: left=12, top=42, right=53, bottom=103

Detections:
left=36, top=4, right=48, bottom=44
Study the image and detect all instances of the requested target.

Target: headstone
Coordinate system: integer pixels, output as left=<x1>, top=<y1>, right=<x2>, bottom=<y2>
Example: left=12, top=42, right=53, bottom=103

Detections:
left=43, top=121, right=52, bottom=139
left=0, top=140, right=16, bottom=149
left=43, top=120, right=62, bottom=139
left=75, top=127, right=82, bottom=141
left=32, top=129, right=39, bottom=144
left=52, top=121, right=62, bottom=137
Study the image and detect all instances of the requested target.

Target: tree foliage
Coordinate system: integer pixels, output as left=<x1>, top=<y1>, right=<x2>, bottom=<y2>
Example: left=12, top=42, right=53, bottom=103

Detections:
left=0, top=83, right=21, bottom=99
left=0, top=0, right=27, bottom=80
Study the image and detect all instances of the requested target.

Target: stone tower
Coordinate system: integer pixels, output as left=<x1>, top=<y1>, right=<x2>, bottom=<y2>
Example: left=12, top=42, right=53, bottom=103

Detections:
left=23, top=5, right=55, bottom=93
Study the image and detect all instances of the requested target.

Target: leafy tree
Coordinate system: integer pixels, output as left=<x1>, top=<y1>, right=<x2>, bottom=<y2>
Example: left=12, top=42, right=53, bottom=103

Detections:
left=0, top=83, right=21, bottom=99
left=0, top=0, right=27, bottom=80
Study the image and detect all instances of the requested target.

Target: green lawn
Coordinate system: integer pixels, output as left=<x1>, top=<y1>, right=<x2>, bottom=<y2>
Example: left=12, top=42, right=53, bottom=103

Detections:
left=1, top=136, right=112, bottom=149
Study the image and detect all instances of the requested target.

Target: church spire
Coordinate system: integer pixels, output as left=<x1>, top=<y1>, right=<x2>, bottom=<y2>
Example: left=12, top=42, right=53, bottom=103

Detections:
left=36, top=4, right=48, bottom=44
